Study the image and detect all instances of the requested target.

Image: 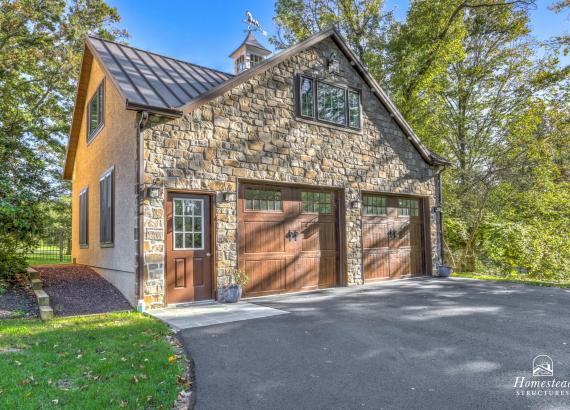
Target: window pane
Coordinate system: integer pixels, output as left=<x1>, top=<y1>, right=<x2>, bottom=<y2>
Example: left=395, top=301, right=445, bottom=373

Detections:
left=184, top=233, right=192, bottom=248
left=398, top=199, right=419, bottom=216
left=89, top=98, right=98, bottom=135
left=193, top=217, right=202, bottom=232
left=88, top=83, right=104, bottom=140
left=175, top=233, right=184, bottom=249
left=245, top=188, right=282, bottom=211
left=300, top=77, right=314, bottom=118
left=301, top=191, right=333, bottom=214
left=174, top=199, right=183, bottom=215
left=193, top=233, right=203, bottom=248
left=176, top=216, right=184, bottom=232
left=348, top=91, right=361, bottom=128
left=317, top=82, right=346, bottom=125
left=363, top=195, right=386, bottom=215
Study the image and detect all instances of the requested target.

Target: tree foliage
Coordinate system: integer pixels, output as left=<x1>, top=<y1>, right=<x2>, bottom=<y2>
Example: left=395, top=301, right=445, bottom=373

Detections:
left=272, top=0, right=570, bottom=278
left=0, top=0, right=126, bottom=279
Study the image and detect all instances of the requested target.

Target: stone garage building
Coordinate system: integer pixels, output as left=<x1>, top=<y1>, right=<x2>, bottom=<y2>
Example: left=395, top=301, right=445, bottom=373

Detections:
left=64, top=27, right=449, bottom=308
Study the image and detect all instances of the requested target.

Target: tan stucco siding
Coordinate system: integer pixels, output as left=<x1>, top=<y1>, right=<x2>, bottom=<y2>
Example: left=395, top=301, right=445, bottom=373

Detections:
left=70, top=56, right=138, bottom=304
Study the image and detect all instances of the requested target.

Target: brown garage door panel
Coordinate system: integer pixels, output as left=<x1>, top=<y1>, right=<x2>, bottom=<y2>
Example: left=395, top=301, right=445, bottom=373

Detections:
left=362, top=194, right=426, bottom=281
left=363, top=250, right=390, bottom=281
left=238, top=183, right=340, bottom=297
left=300, top=221, right=336, bottom=252
left=243, top=221, right=286, bottom=254
left=244, top=258, right=287, bottom=295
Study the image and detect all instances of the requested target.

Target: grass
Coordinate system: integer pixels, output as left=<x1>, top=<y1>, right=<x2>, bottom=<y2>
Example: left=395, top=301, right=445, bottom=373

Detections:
left=0, top=312, right=185, bottom=409
left=451, top=272, right=570, bottom=288
left=26, top=256, right=71, bottom=266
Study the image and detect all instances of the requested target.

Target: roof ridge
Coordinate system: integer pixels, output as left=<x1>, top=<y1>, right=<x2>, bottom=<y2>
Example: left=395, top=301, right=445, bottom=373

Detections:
left=87, top=35, right=233, bottom=78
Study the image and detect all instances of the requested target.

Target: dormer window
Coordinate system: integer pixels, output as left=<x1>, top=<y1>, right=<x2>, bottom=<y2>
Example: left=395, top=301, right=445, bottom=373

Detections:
left=87, top=80, right=104, bottom=142
left=297, top=75, right=361, bottom=130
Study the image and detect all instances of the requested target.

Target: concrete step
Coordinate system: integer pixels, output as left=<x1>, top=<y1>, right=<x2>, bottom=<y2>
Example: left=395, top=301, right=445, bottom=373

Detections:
left=31, top=278, right=42, bottom=290
left=34, top=289, right=50, bottom=307
left=27, top=267, right=39, bottom=280
left=39, top=306, right=54, bottom=320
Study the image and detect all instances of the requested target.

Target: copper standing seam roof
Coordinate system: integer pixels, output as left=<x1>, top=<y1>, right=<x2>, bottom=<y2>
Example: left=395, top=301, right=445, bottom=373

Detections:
left=87, top=37, right=233, bottom=112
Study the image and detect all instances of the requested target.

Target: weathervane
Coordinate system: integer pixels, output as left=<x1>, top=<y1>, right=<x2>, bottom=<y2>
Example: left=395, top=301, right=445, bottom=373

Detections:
left=243, top=11, right=267, bottom=36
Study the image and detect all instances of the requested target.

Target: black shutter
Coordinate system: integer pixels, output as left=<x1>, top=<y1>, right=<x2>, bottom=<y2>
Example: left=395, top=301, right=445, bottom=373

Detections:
left=100, top=169, right=114, bottom=245
left=100, top=177, right=106, bottom=243
left=79, top=189, right=88, bottom=246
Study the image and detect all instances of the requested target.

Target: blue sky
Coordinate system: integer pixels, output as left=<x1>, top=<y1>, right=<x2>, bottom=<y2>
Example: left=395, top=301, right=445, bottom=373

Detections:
left=107, top=0, right=569, bottom=73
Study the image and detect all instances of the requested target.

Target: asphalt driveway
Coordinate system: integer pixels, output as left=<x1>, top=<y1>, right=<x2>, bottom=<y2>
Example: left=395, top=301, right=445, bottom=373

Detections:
left=180, top=278, right=570, bottom=410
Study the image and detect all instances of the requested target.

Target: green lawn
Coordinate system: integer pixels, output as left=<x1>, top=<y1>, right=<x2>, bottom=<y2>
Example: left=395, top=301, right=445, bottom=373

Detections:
left=26, top=257, right=72, bottom=266
left=451, top=272, right=570, bottom=288
left=0, top=312, right=185, bottom=409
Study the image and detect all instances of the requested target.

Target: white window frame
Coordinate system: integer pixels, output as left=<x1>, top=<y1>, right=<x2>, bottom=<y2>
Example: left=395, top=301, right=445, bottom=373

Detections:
left=173, top=198, right=205, bottom=250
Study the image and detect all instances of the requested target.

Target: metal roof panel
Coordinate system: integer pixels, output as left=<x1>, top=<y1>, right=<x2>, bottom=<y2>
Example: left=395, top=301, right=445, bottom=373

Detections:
left=87, top=36, right=233, bottom=110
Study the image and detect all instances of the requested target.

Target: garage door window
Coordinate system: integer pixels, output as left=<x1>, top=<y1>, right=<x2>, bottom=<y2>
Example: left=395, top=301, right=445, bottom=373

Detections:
left=363, top=195, right=387, bottom=216
left=398, top=199, right=419, bottom=216
left=173, top=198, right=203, bottom=249
left=245, top=188, right=282, bottom=211
left=301, top=191, right=332, bottom=213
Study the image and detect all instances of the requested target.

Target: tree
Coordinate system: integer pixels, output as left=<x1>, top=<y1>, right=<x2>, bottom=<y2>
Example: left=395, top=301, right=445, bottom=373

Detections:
left=271, top=0, right=393, bottom=81
left=273, top=0, right=569, bottom=277
left=0, top=0, right=127, bottom=279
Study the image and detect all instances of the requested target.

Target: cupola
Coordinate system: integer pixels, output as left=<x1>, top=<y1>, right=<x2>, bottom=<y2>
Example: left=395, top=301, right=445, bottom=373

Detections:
left=229, top=31, right=271, bottom=74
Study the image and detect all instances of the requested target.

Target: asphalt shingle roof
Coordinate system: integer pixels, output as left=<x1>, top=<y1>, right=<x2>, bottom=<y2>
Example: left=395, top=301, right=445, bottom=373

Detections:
left=88, top=37, right=233, bottom=111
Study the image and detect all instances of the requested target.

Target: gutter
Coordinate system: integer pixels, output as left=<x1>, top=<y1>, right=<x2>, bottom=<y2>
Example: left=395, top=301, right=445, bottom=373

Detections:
left=126, top=101, right=182, bottom=118
left=136, top=111, right=149, bottom=310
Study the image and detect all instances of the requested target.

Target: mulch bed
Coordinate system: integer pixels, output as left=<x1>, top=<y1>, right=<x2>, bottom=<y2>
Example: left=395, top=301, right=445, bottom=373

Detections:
left=37, top=265, right=132, bottom=316
left=0, top=275, right=39, bottom=319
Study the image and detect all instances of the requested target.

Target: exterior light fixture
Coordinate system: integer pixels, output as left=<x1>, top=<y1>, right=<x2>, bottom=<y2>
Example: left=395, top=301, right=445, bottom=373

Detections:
left=328, top=52, right=340, bottom=74
left=223, top=192, right=236, bottom=202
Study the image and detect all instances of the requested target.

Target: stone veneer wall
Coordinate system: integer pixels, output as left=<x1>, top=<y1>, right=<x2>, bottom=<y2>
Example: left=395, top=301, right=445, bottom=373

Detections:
left=141, top=38, right=439, bottom=307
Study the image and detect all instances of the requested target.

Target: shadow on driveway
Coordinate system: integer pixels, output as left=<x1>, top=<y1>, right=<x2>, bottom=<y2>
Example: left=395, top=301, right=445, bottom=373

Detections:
left=180, top=278, right=570, bottom=410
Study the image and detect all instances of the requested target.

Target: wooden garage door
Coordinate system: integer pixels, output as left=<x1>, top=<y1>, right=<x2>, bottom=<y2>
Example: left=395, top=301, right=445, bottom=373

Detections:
left=238, top=184, right=339, bottom=297
left=362, top=194, right=425, bottom=281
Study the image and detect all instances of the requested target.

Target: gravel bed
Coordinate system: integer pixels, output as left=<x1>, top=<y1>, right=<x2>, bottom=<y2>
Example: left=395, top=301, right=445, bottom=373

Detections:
left=0, top=276, right=39, bottom=319
left=37, top=265, right=132, bottom=316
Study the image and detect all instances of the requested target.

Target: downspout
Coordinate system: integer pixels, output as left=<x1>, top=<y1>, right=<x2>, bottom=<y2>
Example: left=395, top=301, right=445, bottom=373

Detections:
left=435, top=166, right=445, bottom=266
left=136, top=111, right=149, bottom=310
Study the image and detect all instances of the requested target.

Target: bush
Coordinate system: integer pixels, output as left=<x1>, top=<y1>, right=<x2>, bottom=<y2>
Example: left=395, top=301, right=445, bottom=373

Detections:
left=0, top=238, right=28, bottom=281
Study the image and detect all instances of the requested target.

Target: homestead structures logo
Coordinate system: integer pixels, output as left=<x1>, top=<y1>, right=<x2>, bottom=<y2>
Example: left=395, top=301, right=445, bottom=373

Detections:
left=533, top=355, right=554, bottom=377
left=513, top=355, right=570, bottom=398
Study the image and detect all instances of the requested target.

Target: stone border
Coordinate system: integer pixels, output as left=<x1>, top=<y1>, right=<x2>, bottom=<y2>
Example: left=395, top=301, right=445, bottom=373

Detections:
left=166, top=332, right=194, bottom=409
left=26, top=268, right=54, bottom=320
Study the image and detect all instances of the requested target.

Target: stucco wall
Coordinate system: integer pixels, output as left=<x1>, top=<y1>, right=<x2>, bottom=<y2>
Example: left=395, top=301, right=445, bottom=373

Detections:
left=70, top=57, right=138, bottom=305
left=141, top=38, right=439, bottom=307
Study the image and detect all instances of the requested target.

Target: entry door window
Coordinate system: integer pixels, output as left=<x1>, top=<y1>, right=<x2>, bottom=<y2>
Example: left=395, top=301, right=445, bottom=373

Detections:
left=173, top=198, right=203, bottom=250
